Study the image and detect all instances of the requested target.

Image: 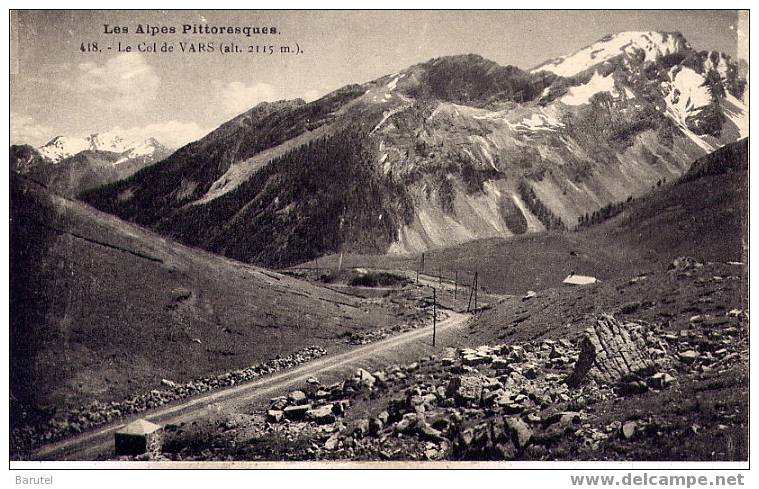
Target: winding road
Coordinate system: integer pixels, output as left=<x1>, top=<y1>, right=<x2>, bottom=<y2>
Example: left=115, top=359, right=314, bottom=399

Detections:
left=30, top=310, right=471, bottom=461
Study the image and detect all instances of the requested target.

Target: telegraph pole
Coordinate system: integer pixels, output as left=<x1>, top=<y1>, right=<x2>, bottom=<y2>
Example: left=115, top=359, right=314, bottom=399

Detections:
left=467, top=274, right=474, bottom=312
left=454, top=270, right=458, bottom=300
left=432, top=287, right=437, bottom=347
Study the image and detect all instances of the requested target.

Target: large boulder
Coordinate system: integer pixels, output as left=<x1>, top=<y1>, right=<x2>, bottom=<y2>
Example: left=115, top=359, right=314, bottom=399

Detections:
left=305, top=404, right=336, bottom=424
left=283, top=404, right=311, bottom=420
left=346, top=368, right=376, bottom=390
left=504, top=416, right=533, bottom=449
left=266, top=410, right=284, bottom=423
left=287, top=390, right=308, bottom=405
left=565, top=315, right=656, bottom=388
left=446, top=376, right=485, bottom=406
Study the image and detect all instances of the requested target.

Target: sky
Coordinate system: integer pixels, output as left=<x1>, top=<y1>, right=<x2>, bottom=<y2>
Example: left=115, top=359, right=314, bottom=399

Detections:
left=10, top=10, right=745, bottom=148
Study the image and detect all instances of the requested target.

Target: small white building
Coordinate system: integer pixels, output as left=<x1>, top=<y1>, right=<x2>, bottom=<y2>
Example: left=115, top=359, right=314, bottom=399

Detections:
left=563, top=273, right=598, bottom=285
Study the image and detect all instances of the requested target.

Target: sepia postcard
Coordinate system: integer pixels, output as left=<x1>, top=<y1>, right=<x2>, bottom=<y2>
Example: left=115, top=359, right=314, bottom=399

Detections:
left=6, top=7, right=751, bottom=478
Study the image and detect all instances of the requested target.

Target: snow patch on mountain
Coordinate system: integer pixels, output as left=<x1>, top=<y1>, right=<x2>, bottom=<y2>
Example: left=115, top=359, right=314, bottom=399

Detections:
left=386, top=73, right=404, bottom=91
left=560, top=72, right=619, bottom=105
left=533, top=31, right=687, bottom=77
left=470, top=135, right=498, bottom=170
left=663, top=66, right=712, bottom=127
left=370, top=104, right=412, bottom=135
left=507, top=111, right=565, bottom=133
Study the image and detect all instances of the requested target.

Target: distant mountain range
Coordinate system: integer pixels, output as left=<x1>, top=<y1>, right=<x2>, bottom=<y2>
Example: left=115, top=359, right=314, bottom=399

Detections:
left=28, top=31, right=748, bottom=267
left=36, top=133, right=167, bottom=163
left=10, top=134, right=170, bottom=197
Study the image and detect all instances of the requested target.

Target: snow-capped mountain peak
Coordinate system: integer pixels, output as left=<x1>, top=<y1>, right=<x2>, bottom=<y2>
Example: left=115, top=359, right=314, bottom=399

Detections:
left=38, top=133, right=167, bottom=163
left=87, top=132, right=131, bottom=153
left=38, top=136, right=91, bottom=162
left=532, top=31, right=689, bottom=77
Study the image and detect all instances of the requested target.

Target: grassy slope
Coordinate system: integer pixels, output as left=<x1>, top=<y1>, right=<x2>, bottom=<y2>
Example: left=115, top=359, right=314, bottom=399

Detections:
left=310, top=167, right=747, bottom=296
left=10, top=175, right=395, bottom=419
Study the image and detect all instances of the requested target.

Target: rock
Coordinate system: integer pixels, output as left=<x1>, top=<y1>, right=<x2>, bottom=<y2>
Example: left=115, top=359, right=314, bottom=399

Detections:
left=463, top=354, right=490, bottom=366
left=408, top=396, right=426, bottom=414
left=394, top=413, right=421, bottom=434
left=622, top=421, right=637, bottom=440
left=161, top=379, right=177, bottom=389
left=353, top=368, right=376, bottom=389
left=619, top=380, right=648, bottom=396
left=492, top=358, right=510, bottom=370
left=283, top=404, right=311, bottom=420
left=369, top=417, right=384, bottom=436
left=416, top=419, right=446, bottom=442
left=728, top=309, right=744, bottom=318
left=324, top=433, right=340, bottom=450
left=648, top=372, right=675, bottom=389
left=668, top=256, right=702, bottom=272
left=352, top=418, right=370, bottom=438
left=304, top=377, right=321, bottom=396
left=481, top=389, right=503, bottom=406
left=425, top=444, right=444, bottom=460
left=288, top=390, right=308, bottom=405
left=565, top=314, right=656, bottom=388
left=523, top=365, right=539, bottom=380
left=545, top=411, right=582, bottom=429
left=504, top=416, right=533, bottom=449
left=372, top=371, right=388, bottom=385
left=679, top=350, right=700, bottom=363
left=495, top=442, right=517, bottom=459
left=522, top=290, right=537, bottom=301
left=549, top=346, right=564, bottom=359
left=446, top=376, right=485, bottom=406
left=441, top=347, right=457, bottom=360
left=331, top=400, right=350, bottom=416
left=266, top=410, right=284, bottom=423
left=306, top=404, right=336, bottom=424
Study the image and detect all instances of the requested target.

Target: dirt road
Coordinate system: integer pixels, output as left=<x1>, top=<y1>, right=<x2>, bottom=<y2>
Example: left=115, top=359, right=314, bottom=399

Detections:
left=29, top=310, right=471, bottom=462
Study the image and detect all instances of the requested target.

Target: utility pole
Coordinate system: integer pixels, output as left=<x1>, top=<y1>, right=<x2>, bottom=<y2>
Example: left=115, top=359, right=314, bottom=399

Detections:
left=432, top=287, right=437, bottom=347
left=454, top=270, right=458, bottom=300
left=474, top=271, right=479, bottom=311
left=438, top=267, right=442, bottom=288
left=416, top=267, right=419, bottom=285
left=421, top=252, right=425, bottom=272
left=467, top=274, right=474, bottom=313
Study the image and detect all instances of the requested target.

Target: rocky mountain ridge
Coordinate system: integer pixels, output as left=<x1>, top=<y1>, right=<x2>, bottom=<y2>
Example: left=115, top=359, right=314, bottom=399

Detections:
left=79, top=30, right=747, bottom=266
